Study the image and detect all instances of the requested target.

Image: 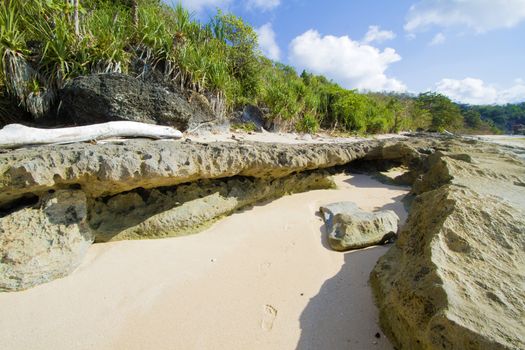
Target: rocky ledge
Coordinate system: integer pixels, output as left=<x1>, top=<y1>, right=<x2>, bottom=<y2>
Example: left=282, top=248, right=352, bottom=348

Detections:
left=371, top=139, right=525, bottom=350
left=0, top=137, right=423, bottom=291
left=0, top=139, right=377, bottom=206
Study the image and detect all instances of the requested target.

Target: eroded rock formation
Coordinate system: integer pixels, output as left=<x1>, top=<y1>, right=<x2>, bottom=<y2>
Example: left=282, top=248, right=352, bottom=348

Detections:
left=0, top=190, right=93, bottom=291
left=0, top=140, right=378, bottom=206
left=91, top=171, right=333, bottom=242
left=1, top=138, right=397, bottom=291
left=370, top=139, right=525, bottom=350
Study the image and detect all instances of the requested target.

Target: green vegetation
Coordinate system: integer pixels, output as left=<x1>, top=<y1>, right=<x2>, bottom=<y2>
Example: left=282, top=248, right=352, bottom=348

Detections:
left=416, top=92, right=463, bottom=132
left=231, top=121, right=257, bottom=132
left=0, top=0, right=523, bottom=134
left=460, top=103, right=525, bottom=134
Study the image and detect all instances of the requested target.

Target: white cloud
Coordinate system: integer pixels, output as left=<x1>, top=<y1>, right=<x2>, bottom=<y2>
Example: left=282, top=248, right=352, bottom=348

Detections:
left=429, top=32, right=446, bottom=45
left=405, top=0, right=525, bottom=33
left=435, top=77, right=525, bottom=104
left=362, top=25, right=396, bottom=44
left=289, top=30, right=406, bottom=92
left=246, top=0, right=280, bottom=11
left=176, top=0, right=231, bottom=12
left=256, top=23, right=281, bottom=60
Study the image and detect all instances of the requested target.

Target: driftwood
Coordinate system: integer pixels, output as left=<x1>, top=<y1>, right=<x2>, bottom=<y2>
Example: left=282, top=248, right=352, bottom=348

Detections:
left=0, top=121, right=183, bottom=149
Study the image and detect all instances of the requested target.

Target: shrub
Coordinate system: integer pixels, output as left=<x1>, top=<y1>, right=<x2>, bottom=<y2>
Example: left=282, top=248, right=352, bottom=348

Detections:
left=296, top=113, right=319, bottom=133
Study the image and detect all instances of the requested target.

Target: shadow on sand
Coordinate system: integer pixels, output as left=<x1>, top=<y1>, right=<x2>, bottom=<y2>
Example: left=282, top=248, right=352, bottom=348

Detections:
left=345, top=174, right=413, bottom=223
left=343, top=173, right=409, bottom=190
left=297, top=179, right=400, bottom=350
left=295, top=245, right=393, bottom=350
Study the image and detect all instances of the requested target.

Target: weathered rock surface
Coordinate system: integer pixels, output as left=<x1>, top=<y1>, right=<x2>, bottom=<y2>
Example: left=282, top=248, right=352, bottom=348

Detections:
left=361, top=140, right=435, bottom=186
left=58, top=73, right=216, bottom=130
left=3, top=129, right=523, bottom=350
left=0, top=139, right=382, bottom=208
left=412, top=141, right=525, bottom=208
left=92, top=171, right=333, bottom=242
left=2, top=138, right=410, bottom=290
left=370, top=140, right=525, bottom=350
left=0, top=190, right=93, bottom=291
left=320, top=202, right=399, bottom=251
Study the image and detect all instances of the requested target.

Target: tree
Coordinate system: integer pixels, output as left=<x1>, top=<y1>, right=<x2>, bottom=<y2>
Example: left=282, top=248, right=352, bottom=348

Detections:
left=387, top=97, right=402, bottom=132
left=462, top=109, right=482, bottom=129
left=417, top=92, right=463, bottom=131
left=330, top=88, right=368, bottom=132
left=214, top=11, right=260, bottom=101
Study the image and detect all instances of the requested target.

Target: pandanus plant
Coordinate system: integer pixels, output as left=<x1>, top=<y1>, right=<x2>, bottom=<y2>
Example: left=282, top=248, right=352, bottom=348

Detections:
left=0, top=0, right=53, bottom=119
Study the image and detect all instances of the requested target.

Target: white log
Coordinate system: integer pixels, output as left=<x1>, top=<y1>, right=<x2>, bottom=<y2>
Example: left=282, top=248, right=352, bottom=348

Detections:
left=0, top=121, right=183, bottom=149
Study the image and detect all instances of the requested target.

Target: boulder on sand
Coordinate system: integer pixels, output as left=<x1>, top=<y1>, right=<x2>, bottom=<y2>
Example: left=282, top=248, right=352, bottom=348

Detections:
left=0, top=190, right=93, bottom=292
left=320, top=202, right=399, bottom=251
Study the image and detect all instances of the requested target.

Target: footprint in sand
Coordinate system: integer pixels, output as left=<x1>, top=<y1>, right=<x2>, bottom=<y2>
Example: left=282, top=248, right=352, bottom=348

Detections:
left=261, top=304, right=278, bottom=331
left=258, top=262, right=272, bottom=276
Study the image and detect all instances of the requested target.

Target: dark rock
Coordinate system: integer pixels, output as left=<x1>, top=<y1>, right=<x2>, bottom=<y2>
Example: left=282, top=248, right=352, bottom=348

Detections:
left=0, top=93, right=33, bottom=128
left=267, top=116, right=294, bottom=132
left=230, top=105, right=268, bottom=132
left=240, top=105, right=266, bottom=132
left=58, top=73, right=216, bottom=130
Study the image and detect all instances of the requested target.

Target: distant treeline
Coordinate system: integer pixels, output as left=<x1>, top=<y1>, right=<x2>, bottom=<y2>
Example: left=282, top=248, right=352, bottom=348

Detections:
left=459, top=103, right=525, bottom=134
left=0, top=0, right=523, bottom=134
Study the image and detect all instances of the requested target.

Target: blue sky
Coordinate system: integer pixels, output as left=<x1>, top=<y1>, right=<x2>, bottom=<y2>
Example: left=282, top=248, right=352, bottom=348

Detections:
left=176, top=0, right=525, bottom=105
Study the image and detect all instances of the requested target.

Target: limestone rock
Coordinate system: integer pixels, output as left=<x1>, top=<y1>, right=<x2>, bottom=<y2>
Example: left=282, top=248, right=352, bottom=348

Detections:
left=320, top=202, right=399, bottom=251
left=370, top=186, right=525, bottom=350
left=58, top=73, right=216, bottom=130
left=91, top=171, right=334, bottom=242
left=370, top=139, right=525, bottom=350
left=412, top=145, right=525, bottom=208
left=0, top=140, right=379, bottom=208
left=364, top=141, right=425, bottom=167
left=0, top=190, right=93, bottom=292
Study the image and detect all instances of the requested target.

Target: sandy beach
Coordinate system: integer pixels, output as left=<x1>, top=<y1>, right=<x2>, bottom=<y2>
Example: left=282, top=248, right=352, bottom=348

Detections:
left=184, top=129, right=407, bottom=145
left=0, top=173, right=408, bottom=350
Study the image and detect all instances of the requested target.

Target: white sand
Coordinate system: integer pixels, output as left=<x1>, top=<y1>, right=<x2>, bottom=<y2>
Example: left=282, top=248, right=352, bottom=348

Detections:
left=0, top=174, right=409, bottom=350
left=183, top=129, right=407, bottom=144
left=471, top=134, right=525, bottom=148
